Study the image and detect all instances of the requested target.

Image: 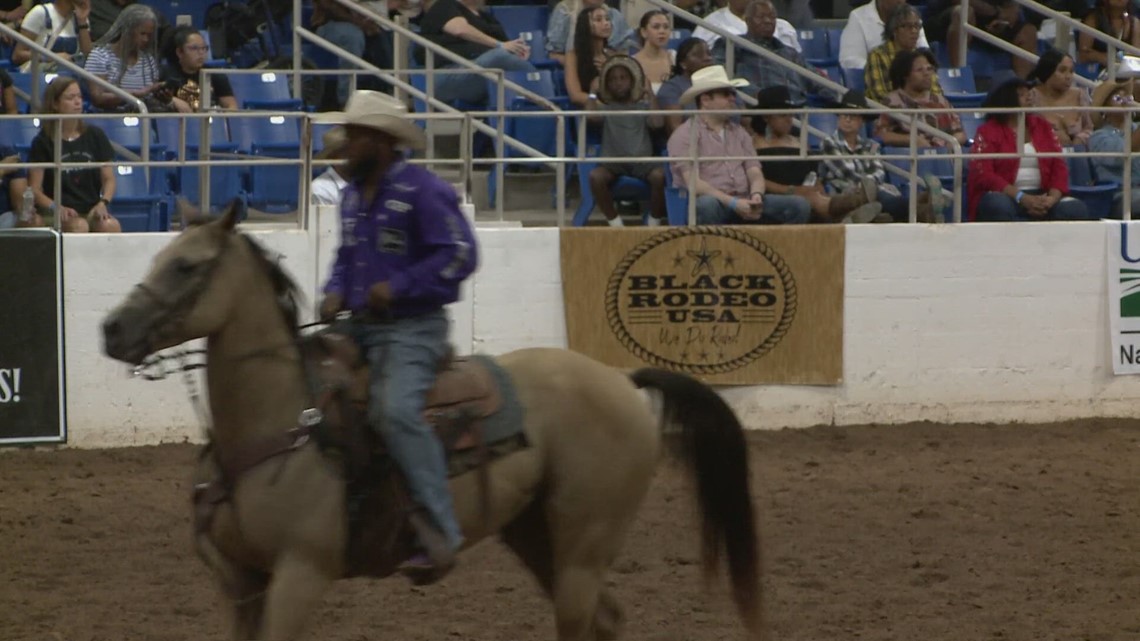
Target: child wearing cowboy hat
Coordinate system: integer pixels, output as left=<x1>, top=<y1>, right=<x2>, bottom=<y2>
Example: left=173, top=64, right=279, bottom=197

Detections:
left=585, top=55, right=667, bottom=226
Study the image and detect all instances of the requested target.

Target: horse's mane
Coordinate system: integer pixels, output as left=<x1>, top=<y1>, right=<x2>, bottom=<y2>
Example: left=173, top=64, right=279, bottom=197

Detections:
left=182, top=216, right=303, bottom=334
left=240, top=234, right=304, bottom=335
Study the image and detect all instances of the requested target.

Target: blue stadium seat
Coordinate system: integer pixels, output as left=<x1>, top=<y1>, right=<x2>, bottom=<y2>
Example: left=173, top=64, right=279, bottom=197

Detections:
left=0, top=115, right=43, bottom=152
left=98, top=115, right=165, bottom=156
left=805, top=111, right=838, bottom=149
left=488, top=5, right=551, bottom=39
left=112, top=165, right=167, bottom=232
left=157, top=116, right=244, bottom=213
left=228, top=114, right=300, bottom=153
left=227, top=71, right=304, bottom=110
left=572, top=144, right=655, bottom=225
left=799, top=28, right=834, bottom=66
left=668, top=28, right=693, bottom=50
left=227, top=115, right=301, bottom=213
left=882, top=146, right=955, bottom=190
left=520, top=30, right=558, bottom=68
left=958, top=110, right=985, bottom=145
left=937, top=67, right=986, bottom=108
left=842, top=67, right=865, bottom=93
left=484, top=70, right=570, bottom=207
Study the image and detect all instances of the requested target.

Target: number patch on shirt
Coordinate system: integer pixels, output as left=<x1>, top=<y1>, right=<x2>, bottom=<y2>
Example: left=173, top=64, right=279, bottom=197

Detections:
left=377, top=228, right=407, bottom=254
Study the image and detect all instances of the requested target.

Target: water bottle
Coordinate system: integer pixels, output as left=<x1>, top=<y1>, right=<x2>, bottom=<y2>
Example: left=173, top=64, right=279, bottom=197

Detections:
left=20, top=187, right=33, bottom=223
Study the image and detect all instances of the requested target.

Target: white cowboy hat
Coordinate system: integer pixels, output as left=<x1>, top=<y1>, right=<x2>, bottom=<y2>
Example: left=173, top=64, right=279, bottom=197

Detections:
left=314, top=90, right=426, bottom=150
left=679, top=65, right=749, bottom=106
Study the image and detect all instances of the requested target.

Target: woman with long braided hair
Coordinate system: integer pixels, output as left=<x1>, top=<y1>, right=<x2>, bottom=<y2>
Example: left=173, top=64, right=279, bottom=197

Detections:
left=83, top=3, right=163, bottom=111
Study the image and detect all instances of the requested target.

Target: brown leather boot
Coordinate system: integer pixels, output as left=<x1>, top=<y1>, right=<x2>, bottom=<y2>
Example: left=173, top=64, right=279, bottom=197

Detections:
left=828, top=176, right=879, bottom=219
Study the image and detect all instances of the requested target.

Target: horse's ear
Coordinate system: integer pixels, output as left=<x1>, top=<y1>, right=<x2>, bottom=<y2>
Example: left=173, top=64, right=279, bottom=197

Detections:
left=218, top=198, right=242, bottom=232
left=174, top=197, right=205, bottom=228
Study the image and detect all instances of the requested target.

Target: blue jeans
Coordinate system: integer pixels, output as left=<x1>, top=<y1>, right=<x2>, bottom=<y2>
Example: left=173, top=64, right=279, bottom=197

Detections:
left=317, top=21, right=365, bottom=107
left=976, top=191, right=1091, bottom=221
left=878, top=188, right=909, bottom=222
left=351, top=310, right=463, bottom=550
left=694, top=194, right=811, bottom=225
left=435, top=47, right=535, bottom=105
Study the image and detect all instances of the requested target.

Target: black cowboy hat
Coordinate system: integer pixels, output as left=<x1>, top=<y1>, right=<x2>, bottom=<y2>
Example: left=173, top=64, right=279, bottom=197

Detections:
left=755, top=85, right=803, bottom=111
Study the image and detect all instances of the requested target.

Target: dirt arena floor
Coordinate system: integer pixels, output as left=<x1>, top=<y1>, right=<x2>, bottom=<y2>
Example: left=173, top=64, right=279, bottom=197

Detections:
left=2, top=419, right=1139, bottom=641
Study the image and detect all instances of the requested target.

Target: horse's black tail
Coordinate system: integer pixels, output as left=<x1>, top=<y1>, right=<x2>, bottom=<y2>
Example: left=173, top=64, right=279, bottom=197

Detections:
left=630, top=367, right=761, bottom=635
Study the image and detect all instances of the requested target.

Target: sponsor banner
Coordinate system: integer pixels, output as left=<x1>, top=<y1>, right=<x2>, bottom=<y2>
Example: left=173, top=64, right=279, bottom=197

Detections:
left=0, top=230, right=65, bottom=444
left=1106, top=221, right=1140, bottom=375
left=560, top=226, right=844, bottom=385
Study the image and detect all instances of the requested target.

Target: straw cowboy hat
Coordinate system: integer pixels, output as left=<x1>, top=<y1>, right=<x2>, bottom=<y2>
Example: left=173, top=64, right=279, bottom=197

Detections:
left=1091, top=78, right=1133, bottom=129
left=679, top=65, right=749, bottom=105
left=314, top=90, right=426, bottom=150
left=597, top=54, right=647, bottom=105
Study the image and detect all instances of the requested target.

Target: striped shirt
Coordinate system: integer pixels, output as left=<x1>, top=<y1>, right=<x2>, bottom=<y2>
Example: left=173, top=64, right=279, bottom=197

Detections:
left=84, top=47, right=160, bottom=93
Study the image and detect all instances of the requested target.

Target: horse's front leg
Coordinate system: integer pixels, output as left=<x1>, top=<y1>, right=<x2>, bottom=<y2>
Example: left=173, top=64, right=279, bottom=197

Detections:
left=229, top=571, right=268, bottom=640
left=258, top=553, right=337, bottom=641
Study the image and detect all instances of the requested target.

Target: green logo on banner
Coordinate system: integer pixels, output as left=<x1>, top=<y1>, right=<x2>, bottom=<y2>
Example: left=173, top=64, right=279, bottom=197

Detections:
left=1121, top=268, right=1140, bottom=318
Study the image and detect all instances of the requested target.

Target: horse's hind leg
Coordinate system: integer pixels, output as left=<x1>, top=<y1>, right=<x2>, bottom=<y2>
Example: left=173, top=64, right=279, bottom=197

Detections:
left=501, top=500, right=625, bottom=640
left=228, top=570, right=268, bottom=640
left=257, top=554, right=336, bottom=641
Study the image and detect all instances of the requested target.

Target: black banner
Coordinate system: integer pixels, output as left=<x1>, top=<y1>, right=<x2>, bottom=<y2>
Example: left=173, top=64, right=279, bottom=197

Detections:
left=0, top=230, right=65, bottom=444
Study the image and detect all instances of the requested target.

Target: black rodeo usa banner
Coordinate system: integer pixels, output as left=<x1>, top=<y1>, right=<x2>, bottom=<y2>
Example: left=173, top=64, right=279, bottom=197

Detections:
left=0, top=230, right=65, bottom=444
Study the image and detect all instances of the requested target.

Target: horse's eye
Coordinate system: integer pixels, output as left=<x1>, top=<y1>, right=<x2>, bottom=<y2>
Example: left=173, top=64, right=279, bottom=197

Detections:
left=174, top=259, right=196, bottom=275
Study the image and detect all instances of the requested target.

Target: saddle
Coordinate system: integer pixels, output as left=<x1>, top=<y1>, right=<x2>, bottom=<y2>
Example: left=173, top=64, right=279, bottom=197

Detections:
left=297, top=331, right=526, bottom=578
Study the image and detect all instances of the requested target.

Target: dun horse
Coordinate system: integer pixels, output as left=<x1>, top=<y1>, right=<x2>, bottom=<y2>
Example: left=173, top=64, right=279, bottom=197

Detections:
left=101, top=204, right=762, bottom=641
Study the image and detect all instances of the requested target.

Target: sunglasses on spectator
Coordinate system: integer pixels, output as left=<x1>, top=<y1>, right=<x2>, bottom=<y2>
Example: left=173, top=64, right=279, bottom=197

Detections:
left=898, top=21, right=922, bottom=30
left=185, top=44, right=210, bottom=52
left=1111, top=93, right=1134, bottom=105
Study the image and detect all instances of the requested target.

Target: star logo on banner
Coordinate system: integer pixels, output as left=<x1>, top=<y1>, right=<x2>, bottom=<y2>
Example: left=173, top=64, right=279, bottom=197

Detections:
left=686, top=237, right=722, bottom=277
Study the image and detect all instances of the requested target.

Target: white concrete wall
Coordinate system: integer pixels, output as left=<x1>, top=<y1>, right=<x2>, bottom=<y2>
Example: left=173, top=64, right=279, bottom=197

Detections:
left=55, top=219, right=1140, bottom=448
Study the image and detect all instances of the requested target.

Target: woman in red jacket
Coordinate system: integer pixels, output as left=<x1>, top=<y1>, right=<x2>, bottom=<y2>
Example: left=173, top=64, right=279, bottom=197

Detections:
left=967, top=77, right=1090, bottom=222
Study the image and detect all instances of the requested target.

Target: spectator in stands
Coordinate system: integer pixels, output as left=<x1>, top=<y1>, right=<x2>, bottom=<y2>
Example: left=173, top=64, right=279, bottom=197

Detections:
left=83, top=4, right=164, bottom=111
left=90, top=0, right=166, bottom=42
left=417, top=0, right=535, bottom=105
left=586, top=55, right=666, bottom=226
left=864, top=4, right=943, bottom=102
left=1089, top=79, right=1140, bottom=215
left=1079, top=0, right=1140, bottom=67
left=838, top=0, right=929, bottom=71
left=28, top=77, right=120, bottom=233
left=1030, top=49, right=1093, bottom=146
left=667, top=65, right=811, bottom=224
left=13, top=0, right=93, bottom=71
left=0, top=1, right=31, bottom=46
left=926, top=0, right=1037, bottom=78
left=693, top=0, right=802, bottom=53
left=160, top=25, right=237, bottom=112
left=311, top=0, right=400, bottom=108
left=0, top=67, right=15, bottom=113
left=752, top=86, right=885, bottom=223
left=874, top=49, right=966, bottom=148
left=0, top=144, right=32, bottom=229
left=311, top=126, right=349, bottom=206
left=821, top=89, right=948, bottom=222
left=632, top=10, right=673, bottom=92
left=716, top=0, right=816, bottom=103
left=658, top=36, right=713, bottom=133
left=565, top=6, right=618, bottom=106
left=672, top=0, right=716, bottom=32
left=968, top=77, right=1089, bottom=221
left=546, top=0, right=635, bottom=65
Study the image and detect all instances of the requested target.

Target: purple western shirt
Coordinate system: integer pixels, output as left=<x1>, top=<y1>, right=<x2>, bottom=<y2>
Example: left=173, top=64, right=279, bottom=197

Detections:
left=323, top=162, right=477, bottom=318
